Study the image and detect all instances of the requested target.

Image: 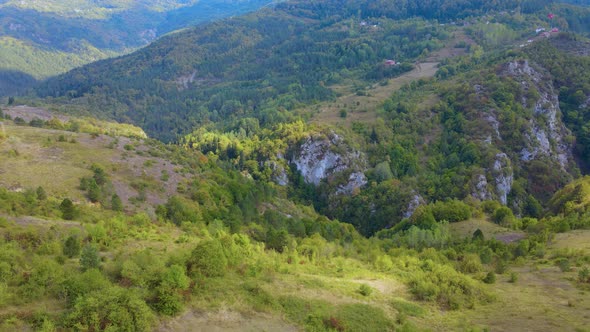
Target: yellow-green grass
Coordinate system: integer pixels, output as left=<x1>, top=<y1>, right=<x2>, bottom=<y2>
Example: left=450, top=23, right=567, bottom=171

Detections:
left=423, top=263, right=590, bottom=332
left=0, top=124, right=114, bottom=200
left=309, top=62, right=440, bottom=127
left=551, top=230, right=590, bottom=254
left=0, top=122, right=187, bottom=208
left=448, top=218, right=525, bottom=242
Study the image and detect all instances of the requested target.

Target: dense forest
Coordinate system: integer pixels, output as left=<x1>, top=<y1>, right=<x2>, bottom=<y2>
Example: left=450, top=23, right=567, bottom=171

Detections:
left=0, top=0, right=275, bottom=95
left=2, top=0, right=590, bottom=330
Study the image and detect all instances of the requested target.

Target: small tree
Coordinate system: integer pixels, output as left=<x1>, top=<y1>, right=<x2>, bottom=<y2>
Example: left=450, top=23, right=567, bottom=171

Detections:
left=188, top=239, right=227, bottom=277
left=80, top=244, right=100, bottom=271
left=63, top=236, right=81, bottom=258
left=86, top=179, right=101, bottom=203
left=36, top=186, right=47, bottom=200
left=483, top=271, right=496, bottom=284
left=111, top=194, right=123, bottom=211
left=472, top=229, right=484, bottom=242
left=60, top=198, right=76, bottom=220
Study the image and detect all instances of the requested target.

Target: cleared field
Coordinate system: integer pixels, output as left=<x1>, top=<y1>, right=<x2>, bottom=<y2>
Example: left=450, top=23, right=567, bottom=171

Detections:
left=449, top=218, right=526, bottom=243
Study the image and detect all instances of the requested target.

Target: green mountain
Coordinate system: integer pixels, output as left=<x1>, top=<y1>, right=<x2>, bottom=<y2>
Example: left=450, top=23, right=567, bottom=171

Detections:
left=29, top=0, right=590, bottom=236
left=1, top=0, right=590, bottom=330
left=0, top=0, right=276, bottom=95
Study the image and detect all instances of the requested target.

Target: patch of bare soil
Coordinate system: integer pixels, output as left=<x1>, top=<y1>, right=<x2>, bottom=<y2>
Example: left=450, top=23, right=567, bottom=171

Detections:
left=157, top=309, right=299, bottom=332
left=494, top=232, right=526, bottom=244
left=4, top=106, right=70, bottom=123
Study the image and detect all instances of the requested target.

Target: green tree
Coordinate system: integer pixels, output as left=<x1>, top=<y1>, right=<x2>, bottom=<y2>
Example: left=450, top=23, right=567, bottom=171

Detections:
left=188, top=239, right=228, bottom=277
left=472, top=229, right=484, bottom=242
left=111, top=194, right=123, bottom=211
left=91, top=164, right=108, bottom=186
left=86, top=178, right=101, bottom=203
left=80, top=244, right=100, bottom=271
left=63, top=236, right=81, bottom=258
left=59, top=198, right=76, bottom=220
left=36, top=186, right=47, bottom=200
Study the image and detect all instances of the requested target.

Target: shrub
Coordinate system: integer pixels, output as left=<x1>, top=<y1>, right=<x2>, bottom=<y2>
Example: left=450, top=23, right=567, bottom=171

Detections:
left=556, top=258, right=571, bottom=272
left=431, top=200, right=472, bottom=222
left=483, top=271, right=496, bottom=284
left=63, top=236, right=81, bottom=258
left=80, top=244, right=100, bottom=271
left=509, top=272, right=519, bottom=283
left=188, top=239, right=228, bottom=277
left=62, top=269, right=110, bottom=305
left=458, top=254, right=483, bottom=274
left=36, top=186, right=47, bottom=201
left=66, top=287, right=153, bottom=331
left=578, top=267, right=590, bottom=283
left=111, top=194, right=123, bottom=211
left=153, top=285, right=184, bottom=316
left=492, top=207, right=518, bottom=228
left=358, top=284, right=373, bottom=296
left=409, top=264, right=491, bottom=310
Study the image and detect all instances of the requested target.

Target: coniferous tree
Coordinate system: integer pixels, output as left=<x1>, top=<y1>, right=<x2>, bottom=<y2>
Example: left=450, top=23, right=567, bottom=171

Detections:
left=60, top=198, right=76, bottom=220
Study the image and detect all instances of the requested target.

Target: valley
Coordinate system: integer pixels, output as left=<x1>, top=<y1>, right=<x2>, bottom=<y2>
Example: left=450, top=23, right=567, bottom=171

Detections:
left=1, top=0, right=590, bottom=331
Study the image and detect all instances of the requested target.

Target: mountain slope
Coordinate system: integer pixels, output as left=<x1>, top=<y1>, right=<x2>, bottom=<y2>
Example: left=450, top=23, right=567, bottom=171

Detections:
left=0, top=0, right=276, bottom=95
left=28, top=0, right=590, bottom=235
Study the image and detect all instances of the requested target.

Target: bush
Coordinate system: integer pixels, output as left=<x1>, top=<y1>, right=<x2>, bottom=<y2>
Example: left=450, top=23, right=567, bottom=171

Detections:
left=63, top=236, right=81, bottom=258
left=492, top=207, right=519, bottom=228
left=153, top=285, right=184, bottom=316
left=80, top=244, right=100, bottom=271
left=111, top=194, right=123, bottom=211
left=188, top=239, right=228, bottom=277
left=483, top=271, right=496, bottom=284
left=409, top=264, right=491, bottom=310
left=431, top=200, right=472, bottom=222
left=36, top=186, right=47, bottom=201
left=556, top=258, right=571, bottom=272
left=358, top=284, right=373, bottom=296
left=458, top=254, right=483, bottom=274
left=62, top=269, right=110, bottom=305
left=66, top=287, right=153, bottom=331
left=578, top=267, right=590, bottom=283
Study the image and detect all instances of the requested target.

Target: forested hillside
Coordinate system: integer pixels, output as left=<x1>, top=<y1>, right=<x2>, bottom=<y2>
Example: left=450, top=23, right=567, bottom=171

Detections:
left=2, top=0, right=590, bottom=330
left=0, top=0, right=275, bottom=95
left=27, top=0, right=590, bottom=235
left=1, top=106, right=589, bottom=331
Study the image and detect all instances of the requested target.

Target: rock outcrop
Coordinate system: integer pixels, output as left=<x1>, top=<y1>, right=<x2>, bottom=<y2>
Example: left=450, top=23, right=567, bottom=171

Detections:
left=292, top=132, right=366, bottom=194
left=492, top=153, right=513, bottom=205
left=504, top=60, right=573, bottom=169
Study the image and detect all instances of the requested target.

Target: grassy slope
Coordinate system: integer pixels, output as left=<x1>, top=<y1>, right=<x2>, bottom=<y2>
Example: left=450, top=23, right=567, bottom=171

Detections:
left=0, top=113, right=189, bottom=211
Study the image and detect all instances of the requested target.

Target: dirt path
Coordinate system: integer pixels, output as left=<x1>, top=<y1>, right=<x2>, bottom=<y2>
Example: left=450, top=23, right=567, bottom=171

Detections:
left=157, top=309, right=298, bottom=332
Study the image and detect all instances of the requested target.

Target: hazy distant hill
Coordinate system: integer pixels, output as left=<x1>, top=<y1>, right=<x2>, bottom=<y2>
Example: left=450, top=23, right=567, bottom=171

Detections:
left=0, top=0, right=276, bottom=95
